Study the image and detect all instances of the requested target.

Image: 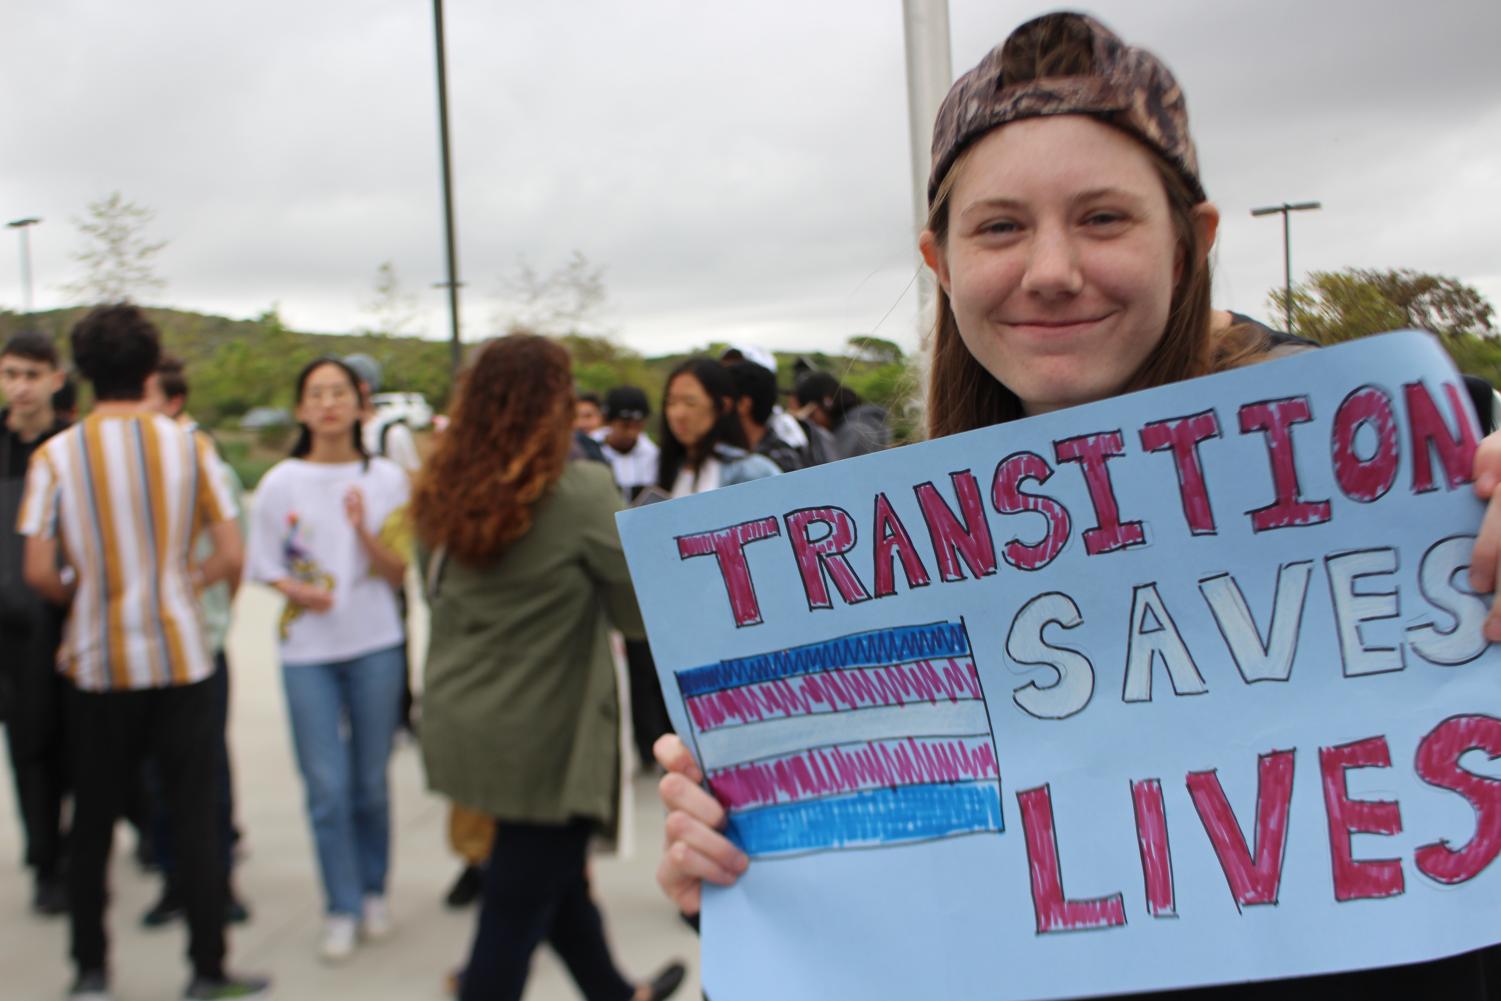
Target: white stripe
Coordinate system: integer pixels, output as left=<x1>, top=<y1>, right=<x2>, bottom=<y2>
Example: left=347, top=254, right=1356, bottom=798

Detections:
left=98, top=421, right=147, bottom=686
left=55, top=435, right=100, bottom=689
left=692, top=701, right=994, bottom=772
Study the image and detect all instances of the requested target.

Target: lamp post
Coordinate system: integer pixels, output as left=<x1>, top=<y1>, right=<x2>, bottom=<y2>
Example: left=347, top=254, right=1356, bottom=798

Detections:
left=902, top=0, right=952, bottom=333
left=6, top=217, right=41, bottom=314
left=1250, top=201, right=1320, bottom=333
left=431, top=0, right=462, bottom=378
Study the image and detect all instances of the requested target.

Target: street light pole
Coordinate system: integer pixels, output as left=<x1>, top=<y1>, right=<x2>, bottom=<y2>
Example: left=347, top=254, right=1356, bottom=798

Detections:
left=431, top=0, right=463, bottom=378
left=902, top=0, right=952, bottom=335
left=7, top=217, right=41, bottom=314
left=1250, top=201, right=1321, bottom=333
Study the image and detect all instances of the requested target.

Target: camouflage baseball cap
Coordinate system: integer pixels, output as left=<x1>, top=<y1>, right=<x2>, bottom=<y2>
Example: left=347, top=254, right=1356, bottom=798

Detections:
left=928, top=11, right=1204, bottom=207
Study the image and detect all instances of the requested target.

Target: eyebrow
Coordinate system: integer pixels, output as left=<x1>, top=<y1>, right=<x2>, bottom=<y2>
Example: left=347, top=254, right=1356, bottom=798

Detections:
left=959, top=187, right=1147, bottom=216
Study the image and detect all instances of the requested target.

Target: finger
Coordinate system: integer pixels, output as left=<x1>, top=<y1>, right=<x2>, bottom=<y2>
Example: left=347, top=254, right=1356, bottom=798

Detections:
left=665, top=809, right=749, bottom=879
left=1469, top=493, right=1501, bottom=595
left=659, top=772, right=726, bottom=828
left=661, top=828, right=747, bottom=894
left=656, top=855, right=703, bottom=916
left=653, top=734, right=703, bottom=783
left=1475, top=433, right=1501, bottom=499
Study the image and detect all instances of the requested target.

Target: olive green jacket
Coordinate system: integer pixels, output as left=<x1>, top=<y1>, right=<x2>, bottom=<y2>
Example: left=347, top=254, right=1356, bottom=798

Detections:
left=419, top=461, right=645, bottom=833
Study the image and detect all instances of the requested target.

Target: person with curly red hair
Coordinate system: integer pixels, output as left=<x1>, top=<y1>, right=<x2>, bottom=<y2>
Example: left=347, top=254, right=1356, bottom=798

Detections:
left=414, top=332, right=685, bottom=1001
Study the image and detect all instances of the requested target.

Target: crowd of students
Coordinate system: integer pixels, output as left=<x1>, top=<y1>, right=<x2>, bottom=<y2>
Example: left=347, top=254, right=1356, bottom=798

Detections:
left=0, top=301, right=890, bottom=1001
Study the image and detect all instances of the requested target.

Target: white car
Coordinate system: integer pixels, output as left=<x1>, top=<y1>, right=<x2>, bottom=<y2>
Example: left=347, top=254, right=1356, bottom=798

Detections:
left=371, top=392, right=433, bottom=430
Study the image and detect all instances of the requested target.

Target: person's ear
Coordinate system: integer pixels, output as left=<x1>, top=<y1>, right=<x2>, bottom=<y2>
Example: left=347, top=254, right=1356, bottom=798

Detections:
left=919, top=229, right=952, bottom=295
left=46, top=369, right=64, bottom=395
left=1192, top=202, right=1220, bottom=265
left=736, top=397, right=753, bottom=420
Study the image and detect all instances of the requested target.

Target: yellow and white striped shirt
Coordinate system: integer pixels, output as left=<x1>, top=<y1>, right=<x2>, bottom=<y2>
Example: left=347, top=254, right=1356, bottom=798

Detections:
left=17, top=413, right=237, bottom=692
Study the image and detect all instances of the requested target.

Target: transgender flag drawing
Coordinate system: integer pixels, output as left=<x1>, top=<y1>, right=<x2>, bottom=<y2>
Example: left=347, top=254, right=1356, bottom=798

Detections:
left=675, top=620, right=1004, bottom=858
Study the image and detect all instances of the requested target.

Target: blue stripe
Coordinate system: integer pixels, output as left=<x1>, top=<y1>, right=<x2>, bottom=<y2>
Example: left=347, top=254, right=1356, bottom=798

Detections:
left=677, top=621, right=971, bottom=696
left=726, top=780, right=1003, bottom=857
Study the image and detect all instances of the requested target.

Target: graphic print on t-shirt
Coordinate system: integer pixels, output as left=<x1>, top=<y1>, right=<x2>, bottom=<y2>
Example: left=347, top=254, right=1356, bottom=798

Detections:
left=279, top=511, right=336, bottom=639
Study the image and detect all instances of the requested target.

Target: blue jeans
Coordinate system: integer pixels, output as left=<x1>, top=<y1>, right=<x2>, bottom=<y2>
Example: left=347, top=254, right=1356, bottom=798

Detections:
left=282, top=643, right=405, bottom=917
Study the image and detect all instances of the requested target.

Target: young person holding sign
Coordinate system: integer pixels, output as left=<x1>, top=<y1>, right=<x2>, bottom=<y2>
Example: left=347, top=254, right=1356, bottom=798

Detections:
left=654, top=12, right=1500, bottom=998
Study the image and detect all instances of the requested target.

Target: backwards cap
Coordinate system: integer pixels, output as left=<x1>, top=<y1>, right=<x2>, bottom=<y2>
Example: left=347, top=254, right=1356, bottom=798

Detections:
left=928, top=11, right=1204, bottom=207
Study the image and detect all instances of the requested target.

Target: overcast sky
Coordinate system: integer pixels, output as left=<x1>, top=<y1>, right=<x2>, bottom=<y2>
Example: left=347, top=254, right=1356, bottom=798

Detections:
left=3, top=0, right=1498, bottom=359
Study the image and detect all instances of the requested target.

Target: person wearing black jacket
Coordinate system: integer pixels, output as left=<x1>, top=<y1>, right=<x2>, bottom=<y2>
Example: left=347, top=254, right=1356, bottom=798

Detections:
left=0, top=331, right=69, bottom=916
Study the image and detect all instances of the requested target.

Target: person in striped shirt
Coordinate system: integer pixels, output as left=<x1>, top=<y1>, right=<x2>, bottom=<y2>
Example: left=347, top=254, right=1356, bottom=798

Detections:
left=19, top=305, right=268, bottom=1001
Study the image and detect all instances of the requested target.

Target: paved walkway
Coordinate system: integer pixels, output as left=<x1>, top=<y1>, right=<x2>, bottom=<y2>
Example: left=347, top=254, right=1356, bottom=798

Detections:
left=0, top=585, right=701, bottom=1000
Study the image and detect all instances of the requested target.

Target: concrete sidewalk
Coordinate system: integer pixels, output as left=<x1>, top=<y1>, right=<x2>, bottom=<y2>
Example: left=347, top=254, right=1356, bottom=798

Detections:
left=0, top=585, right=701, bottom=1001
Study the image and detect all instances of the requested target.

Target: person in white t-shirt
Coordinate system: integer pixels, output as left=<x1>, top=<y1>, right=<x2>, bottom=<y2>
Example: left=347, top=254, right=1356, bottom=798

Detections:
left=244, top=358, right=410, bottom=963
left=590, top=385, right=659, bottom=502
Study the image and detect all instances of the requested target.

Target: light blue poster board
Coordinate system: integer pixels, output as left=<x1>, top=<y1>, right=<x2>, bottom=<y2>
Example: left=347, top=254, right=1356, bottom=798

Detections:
left=617, top=332, right=1501, bottom=1000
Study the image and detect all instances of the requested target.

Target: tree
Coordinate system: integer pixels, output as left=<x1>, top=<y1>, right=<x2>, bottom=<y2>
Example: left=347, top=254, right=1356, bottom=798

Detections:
left=362, top=261, right=423, bottom=337
left=1277, top=268, right=1495, bottom=345
left=492, top=250, right=609, bottom=336
left=64, top=191, right=168, bottom=304
left=846, top=335, right=905, bottom=366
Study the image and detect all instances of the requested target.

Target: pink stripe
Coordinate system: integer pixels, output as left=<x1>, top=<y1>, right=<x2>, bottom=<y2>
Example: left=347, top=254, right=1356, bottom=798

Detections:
left=708, top=736, right=999, bottom=811
left=685, top=658, right=982, bottom=732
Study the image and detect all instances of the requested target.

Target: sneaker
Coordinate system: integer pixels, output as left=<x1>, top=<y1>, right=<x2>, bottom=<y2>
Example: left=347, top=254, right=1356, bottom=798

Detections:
left=33, top=874, right=67, bottom=917
left=443, top=865, right=483, bottom=909
left=182, top=973, right=271, bottom=999
left=319, top=914, right=357, bottom=963
left=141, top=886, right=185, bottom=928
left=67, top=969, right=112, bottom=1001
left=360, top=894, right=392, bottom=941
left=640, top=960, right=687, bottom=1001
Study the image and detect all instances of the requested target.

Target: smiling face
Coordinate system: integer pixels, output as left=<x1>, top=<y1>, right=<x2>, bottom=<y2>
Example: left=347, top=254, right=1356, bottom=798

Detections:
left=923, top=116, right=1209, bottom=416
left=295, top=362, right=361, bottom=438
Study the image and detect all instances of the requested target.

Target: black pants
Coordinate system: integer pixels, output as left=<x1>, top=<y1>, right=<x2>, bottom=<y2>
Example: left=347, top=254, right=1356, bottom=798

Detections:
left=67, top=679, right=224, bottom=980
left=146, top=651, right=237, bottom=880
left=460, top=818, right=634, bottom=1001
left=1, top=615, right=68, bottom=880
left=625, top=639, right=671, bottom=768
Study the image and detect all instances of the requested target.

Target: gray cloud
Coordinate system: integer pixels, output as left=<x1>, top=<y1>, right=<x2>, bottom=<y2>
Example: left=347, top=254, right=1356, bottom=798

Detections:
left=3, top=0, right=1497, bottom=360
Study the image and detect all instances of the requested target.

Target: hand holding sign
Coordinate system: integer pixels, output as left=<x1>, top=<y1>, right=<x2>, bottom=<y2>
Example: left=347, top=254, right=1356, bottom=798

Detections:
left=1467, top=431, right=1501, bottom=639
left=655, top=733, right=747, bottom=915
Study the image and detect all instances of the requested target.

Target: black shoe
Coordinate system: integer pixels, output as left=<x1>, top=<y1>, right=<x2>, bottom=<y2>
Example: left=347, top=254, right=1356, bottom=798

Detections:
left=642, top=961, right=687, bottom=1001
left=67, top=968, right=110, bottom=1000
left=444, top=864, right=484, bottom=909
left=225, top=893, right=250, bottom=925
left=141, top=887, right=185, bottom=928
left=33, top=874, right=67, bottom=916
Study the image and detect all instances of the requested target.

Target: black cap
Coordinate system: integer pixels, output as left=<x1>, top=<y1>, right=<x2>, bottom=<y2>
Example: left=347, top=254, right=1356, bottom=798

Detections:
left=605, top=385, right=650, bottom=421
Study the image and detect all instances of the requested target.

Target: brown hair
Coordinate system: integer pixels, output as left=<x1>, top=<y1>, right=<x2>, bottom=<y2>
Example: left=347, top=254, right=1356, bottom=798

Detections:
left=155, top=353, right=188, bottom=403
left=412, top=333, right=574, bottom=565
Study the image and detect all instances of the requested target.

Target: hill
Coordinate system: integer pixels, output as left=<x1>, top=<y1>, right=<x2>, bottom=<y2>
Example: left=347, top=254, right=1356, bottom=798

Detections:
left=0, top=305, right=922, bottom=448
